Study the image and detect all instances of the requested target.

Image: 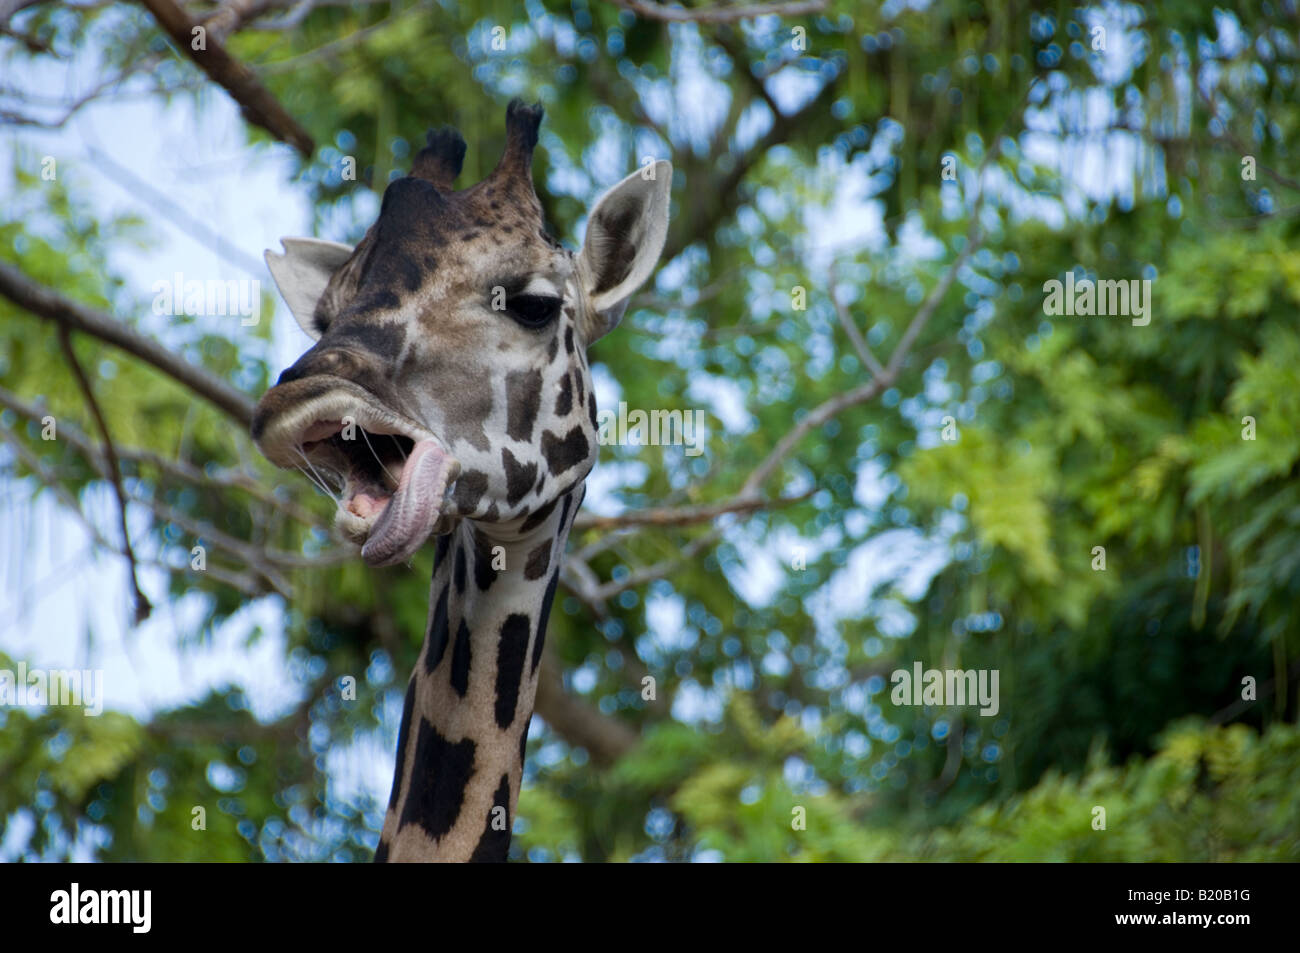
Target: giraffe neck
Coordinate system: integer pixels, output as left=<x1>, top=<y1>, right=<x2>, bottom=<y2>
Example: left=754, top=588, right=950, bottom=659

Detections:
left=375, top=486, right=580, bottom=862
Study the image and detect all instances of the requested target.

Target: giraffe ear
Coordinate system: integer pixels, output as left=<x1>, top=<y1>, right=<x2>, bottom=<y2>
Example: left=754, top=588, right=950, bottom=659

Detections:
left=576, top=161, right=672, bottom=344
left=264, top=237, right=354, bottom=340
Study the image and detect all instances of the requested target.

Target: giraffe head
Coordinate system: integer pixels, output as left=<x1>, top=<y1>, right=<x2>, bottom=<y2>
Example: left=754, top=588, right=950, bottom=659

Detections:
left=252, top=101, right=671, bottom=566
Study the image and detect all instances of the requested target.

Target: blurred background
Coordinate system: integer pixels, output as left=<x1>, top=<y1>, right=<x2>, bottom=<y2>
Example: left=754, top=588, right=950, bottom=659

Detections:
left=0, top=0, right=1298, bottom=862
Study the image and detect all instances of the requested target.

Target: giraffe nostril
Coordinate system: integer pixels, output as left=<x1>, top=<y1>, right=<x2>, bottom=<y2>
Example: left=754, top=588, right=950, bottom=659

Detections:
left=274, top=348, right=353, bottom=389
left=274, top=364, right=305, bottom=388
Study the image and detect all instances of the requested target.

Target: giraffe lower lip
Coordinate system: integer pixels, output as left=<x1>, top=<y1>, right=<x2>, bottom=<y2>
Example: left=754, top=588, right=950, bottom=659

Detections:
left=359, top=438, right=460, bottom=567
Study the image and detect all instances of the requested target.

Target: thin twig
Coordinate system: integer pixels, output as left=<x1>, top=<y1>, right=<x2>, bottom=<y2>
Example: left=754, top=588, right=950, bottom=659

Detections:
left=0, top=57, right=163, bottom=128
left=828, top=261, right=885, bottom=379
left=591, top=525, right=726, bottom=601
left=0, top=422, right=118, bottom=554
left=202, top=0, right=274, bottom=41
left=739, top=81, right=1032, bottom=500
left=57, top=325, right=152, bottom=624
left=572, top=487, right=812, bottom=531
left=602, top=0, right=827, bottom=24
left=254, top=4, right=417, bottom=73
left=0, top=387, right=322, bottom=528
left=202, top=0, right=394, bottom=38
left=86, top=146, right=265, bottom=277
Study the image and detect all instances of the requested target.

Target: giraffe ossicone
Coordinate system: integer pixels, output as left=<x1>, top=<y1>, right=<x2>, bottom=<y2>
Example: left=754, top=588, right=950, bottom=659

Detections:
left=251, top=100, right=672, bottom=861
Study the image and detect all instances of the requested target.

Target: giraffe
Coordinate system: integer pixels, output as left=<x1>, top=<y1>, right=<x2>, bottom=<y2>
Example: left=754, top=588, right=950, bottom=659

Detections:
left=250, top=100, right=672, bottom=861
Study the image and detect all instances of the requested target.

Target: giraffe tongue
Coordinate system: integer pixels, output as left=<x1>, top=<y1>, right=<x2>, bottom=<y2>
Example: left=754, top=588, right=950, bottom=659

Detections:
left=361, top=439, right=457, bottom=567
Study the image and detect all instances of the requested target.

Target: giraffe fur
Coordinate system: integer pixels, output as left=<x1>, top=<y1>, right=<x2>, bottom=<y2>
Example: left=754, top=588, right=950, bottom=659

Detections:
left=251, top=100, right=672, bottom=861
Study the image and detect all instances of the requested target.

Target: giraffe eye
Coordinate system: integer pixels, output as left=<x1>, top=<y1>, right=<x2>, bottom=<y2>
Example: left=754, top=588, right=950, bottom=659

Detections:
left=506, top=294, right=562, bottom=329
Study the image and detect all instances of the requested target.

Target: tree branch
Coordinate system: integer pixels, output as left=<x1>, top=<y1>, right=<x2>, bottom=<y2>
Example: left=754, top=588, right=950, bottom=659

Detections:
left=137, top=0, right=315, bottom=156
left=1197, top=86, right=1300, bottom=195
left=1, top=409, right=305, bottom=594
left=738, top=377, right=888, bottom=498
left=0, top=260, right=257, bottom=427
left=560, top=557, right=611, bottom=619
left=592, top=524, right=726, bottom=601
left=733, top=83, right=1036, bottom=499
left=0, top=421, right=119, bottom=555
left=572, top=488, right=812, bottom=532
left=533, top=645, right=639, bottom=765
left=740, top=145, right=997, bottom=499
left=0, top=387, right=322, bottom=528
left=602, top=0, right=827, bottom=24
left=664, top=62, right=843, bottom=261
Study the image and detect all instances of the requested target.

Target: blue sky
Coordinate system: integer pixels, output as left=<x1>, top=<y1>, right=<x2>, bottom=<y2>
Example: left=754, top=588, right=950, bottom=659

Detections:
left=1, top=62, right=311, bottom=721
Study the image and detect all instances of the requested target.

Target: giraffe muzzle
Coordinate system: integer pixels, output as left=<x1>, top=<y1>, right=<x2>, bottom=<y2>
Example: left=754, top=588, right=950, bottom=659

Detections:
left=251, top=381, right=461, bottom=565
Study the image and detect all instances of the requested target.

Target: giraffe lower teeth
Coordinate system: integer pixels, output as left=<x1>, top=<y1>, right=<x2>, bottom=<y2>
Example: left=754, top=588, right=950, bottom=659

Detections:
left=346, top=490, right=390, bottom=520
left=294, top=422, right=457, bottom=562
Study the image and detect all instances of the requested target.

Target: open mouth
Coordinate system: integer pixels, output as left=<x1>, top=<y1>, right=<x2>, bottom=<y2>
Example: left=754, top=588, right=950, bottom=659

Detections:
left=253, top=386, right=461, bottom=567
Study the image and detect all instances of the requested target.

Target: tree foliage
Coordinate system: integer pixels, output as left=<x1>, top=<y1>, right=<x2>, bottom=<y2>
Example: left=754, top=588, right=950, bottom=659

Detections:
left=0, top=0, right=1297, bottom=861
